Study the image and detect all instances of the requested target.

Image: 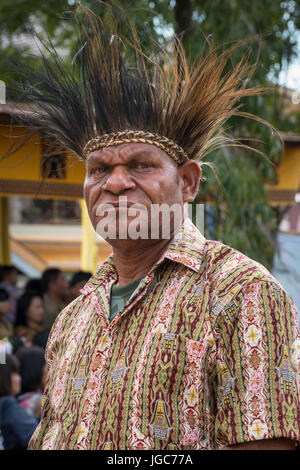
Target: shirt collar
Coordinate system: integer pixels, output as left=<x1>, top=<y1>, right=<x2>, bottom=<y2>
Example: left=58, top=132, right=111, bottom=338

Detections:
left=81, top=217, right=206, bottom=295
left=162, top=217, right=206, bottom=272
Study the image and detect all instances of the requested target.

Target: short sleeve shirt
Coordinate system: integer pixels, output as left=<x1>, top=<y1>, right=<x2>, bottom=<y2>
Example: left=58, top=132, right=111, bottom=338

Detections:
left=28, top=218, right=300, bottom=450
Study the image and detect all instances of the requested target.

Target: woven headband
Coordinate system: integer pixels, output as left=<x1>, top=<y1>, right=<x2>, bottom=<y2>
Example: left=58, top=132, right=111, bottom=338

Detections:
left=83, top=130, right=189, bottom=164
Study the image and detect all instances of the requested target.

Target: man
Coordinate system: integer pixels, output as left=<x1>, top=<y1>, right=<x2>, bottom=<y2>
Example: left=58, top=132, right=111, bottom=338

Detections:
left=9, top=5, right=300, bottom=450
left=67, top=271, right=92, bottom=303
left=41, top=269, right=68, bottom=330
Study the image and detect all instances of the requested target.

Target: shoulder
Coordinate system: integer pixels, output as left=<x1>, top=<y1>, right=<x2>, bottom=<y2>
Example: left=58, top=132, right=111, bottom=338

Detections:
left=203, top=239, right=299, bottom=339
left=0, top=396, right=16, bottom=407
left=0, top=318, right=14, bottom=335
left=1, top=396, right=21, bottom=419
left=203, top=238, right=276, bottom=288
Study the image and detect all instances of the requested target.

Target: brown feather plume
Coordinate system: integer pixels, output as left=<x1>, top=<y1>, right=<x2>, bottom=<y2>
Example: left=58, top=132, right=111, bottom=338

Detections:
left=6, top=1, right=272, bottom=166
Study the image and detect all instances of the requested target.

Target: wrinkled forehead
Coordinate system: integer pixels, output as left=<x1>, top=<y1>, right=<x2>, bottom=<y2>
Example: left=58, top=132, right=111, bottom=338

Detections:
left=86, top=142, right=178, bottom=167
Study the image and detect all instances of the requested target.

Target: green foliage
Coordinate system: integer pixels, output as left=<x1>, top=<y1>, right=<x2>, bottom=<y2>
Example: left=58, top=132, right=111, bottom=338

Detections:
left=199, top=148, right=279, bottom=268
left=0, top=0, right=299, bottom=269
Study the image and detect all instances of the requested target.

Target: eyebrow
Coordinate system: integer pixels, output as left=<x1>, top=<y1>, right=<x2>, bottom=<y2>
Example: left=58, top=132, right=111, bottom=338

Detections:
left=86, top=149, right=156, bottom=164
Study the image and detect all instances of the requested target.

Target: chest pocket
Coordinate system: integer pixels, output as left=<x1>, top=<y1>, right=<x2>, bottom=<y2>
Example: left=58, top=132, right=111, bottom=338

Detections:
left=138, top=331, right=212, bottom=449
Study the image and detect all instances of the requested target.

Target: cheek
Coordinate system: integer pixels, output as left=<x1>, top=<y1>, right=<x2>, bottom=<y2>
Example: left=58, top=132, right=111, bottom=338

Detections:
left=83, top=178, right=92, bottom=205
left=29, top=307, right=41, bottom=320
left=83, top=173, right=100, bottom=199
left=157, top=180, right=182, bottom=205
left=27, top=306, right=35, bottom=321
left=83, top=180, right=100, bottom=215
left=140, top=169, right=179, bottom=203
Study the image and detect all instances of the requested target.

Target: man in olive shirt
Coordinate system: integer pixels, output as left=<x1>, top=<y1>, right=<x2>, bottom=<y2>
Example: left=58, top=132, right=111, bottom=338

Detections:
left=41, top=269, right=68, bottom=330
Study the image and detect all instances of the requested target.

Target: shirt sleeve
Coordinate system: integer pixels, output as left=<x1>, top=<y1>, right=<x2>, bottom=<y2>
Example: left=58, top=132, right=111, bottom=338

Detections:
left=212, top=280, right=300, bottom=448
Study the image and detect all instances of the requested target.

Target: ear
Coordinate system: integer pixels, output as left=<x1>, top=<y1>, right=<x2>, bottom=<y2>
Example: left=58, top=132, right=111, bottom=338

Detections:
left=178, top=160, right=202, bottom=203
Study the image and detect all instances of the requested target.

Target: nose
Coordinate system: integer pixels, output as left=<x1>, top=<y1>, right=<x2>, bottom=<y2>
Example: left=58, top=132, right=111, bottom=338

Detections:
left=103, top=166, right=136, bottom=195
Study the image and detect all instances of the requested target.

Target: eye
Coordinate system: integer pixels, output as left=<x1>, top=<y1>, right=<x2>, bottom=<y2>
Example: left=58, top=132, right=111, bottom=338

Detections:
left=136, top=162, right=153, bottom=169
left=89, top=167, right=107, bottom=176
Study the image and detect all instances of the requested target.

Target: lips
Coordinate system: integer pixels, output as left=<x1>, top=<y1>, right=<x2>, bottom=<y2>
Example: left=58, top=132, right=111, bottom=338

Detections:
left=103, top=201, right=141, bottom=207
left=94, top=201, right=148, bottom=217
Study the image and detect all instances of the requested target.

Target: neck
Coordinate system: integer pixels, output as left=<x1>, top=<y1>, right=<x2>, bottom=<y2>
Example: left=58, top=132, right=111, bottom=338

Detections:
left=27, top=319, right=42, bottom=331
left=111, top=237, right=172, bottom=286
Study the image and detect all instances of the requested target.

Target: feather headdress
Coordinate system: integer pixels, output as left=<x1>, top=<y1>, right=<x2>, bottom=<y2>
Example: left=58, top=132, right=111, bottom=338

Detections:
left=7, top=1, right=268, bottom=166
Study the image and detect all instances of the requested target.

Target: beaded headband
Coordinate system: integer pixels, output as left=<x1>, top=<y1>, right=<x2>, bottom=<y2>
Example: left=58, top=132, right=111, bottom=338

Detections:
left=83, top=130, right=189, bottom=165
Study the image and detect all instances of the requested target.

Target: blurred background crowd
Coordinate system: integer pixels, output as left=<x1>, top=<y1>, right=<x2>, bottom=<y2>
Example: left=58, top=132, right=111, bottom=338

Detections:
left=0, top=264, right=91, bottom=450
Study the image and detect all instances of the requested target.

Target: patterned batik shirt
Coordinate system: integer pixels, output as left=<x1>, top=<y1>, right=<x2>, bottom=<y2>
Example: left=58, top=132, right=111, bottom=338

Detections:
left=28, top=218, right=300, bottom=450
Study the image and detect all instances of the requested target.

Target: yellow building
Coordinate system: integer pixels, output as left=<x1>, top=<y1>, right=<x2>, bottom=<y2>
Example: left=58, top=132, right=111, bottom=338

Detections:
left=267, top=131, right=300, bottom=206
left=0, top=103, right=111, bottom=276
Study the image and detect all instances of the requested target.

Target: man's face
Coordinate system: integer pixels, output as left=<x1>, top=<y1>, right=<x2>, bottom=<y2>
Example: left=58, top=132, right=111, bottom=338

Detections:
left=84, top=142, right=186, bottom=243
left=52, top=272, right=68, bottom=299
left=70, top=281, right=88, bottom=299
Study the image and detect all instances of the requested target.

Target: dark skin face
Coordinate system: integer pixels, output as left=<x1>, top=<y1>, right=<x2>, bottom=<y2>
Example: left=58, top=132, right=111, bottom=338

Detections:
left=84, top=142, right=201, bottom=285
left=84, top=142, right=201, bottom=247
left=48, top=272, right=68, bottom=301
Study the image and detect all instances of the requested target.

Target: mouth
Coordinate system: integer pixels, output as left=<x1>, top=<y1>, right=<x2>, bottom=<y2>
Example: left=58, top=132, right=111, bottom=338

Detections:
left=104, top=201, right=141, bottom=207
left=94, top=201, right=148, bottom=217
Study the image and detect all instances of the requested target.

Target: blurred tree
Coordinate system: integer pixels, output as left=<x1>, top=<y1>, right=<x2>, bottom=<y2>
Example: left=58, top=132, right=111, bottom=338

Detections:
left=0, top=0, right=299, bottom=269
left=166, top=0, right=300, bottom=269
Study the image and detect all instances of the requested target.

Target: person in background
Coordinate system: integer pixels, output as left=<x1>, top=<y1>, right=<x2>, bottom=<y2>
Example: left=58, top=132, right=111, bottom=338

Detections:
left=0, top=354, right=38, bottom=450
left=67, top=270, right=92, bottom=302
left=15, top=292, right=46, bottom=345
left=16, top=346, right=46, bottom=418
left=32, top=330, right=50, bottom=351
left=41, top=268, right=68, bottom=330
left=24, top=278, right=42, bottom=297
left=0, top=265, right=20, bottom=324
left=0, top=288, right=14, bottom=338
